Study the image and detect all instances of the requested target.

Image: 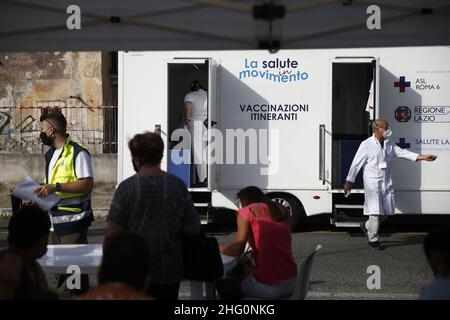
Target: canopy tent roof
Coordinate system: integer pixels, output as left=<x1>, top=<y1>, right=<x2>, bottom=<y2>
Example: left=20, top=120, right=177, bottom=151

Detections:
left=0, top=0, right=449, bottom=51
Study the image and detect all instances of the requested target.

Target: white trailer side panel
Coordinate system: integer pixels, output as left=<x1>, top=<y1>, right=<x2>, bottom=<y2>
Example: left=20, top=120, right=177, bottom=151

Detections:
left=119, top=46, right=450, bottom=216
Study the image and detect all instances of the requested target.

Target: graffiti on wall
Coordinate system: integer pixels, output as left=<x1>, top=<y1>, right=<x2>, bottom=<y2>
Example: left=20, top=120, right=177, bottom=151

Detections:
left=0, top=111, right=41, bottom=153
left=0, top=106, right=111, bottom=154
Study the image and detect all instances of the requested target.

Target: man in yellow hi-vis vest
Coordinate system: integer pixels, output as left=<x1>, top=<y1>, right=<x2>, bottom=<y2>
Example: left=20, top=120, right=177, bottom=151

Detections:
left=34, top=112, right=94, bottom=294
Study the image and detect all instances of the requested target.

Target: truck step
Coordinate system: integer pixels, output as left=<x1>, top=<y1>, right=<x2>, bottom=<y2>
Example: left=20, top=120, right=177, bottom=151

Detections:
left=331, top=202, right=364, bottom=227
left=194, top=202, right=211, bottom=225
left=334, top=204, right=364, bottom=209
left=188, top=187, right=209, bottom=192
left=194, top=203, right=209, bottom=208
left=333, top=221, right=361, bottom=228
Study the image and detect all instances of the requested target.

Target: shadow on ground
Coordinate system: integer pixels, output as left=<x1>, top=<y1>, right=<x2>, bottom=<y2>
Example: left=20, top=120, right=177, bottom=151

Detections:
left=204, top=209, right=450, bottom=236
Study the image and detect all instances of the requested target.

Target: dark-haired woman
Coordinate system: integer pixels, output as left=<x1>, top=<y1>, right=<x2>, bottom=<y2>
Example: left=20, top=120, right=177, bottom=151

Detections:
left=105, top=132, right=201, bottom=300
left=219, top=186, right=297, bottom=299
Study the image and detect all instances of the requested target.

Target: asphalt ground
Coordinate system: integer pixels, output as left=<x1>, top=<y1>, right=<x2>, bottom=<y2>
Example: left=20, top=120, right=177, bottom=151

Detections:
left=1, top=214, right=449, bottom=300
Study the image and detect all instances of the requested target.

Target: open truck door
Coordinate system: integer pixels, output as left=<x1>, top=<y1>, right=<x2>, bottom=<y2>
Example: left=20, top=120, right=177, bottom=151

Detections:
left=167, top=58, right=208, bottom=189
left=207, top=58, right=220, bottom=192
left=329, top=57, right=380, bottom=226
left=166, top=58, right=219, bottom=224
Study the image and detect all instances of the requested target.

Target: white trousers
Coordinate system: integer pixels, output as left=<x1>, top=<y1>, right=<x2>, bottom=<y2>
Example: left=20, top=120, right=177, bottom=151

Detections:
left=188, top=120, right=207, bottom=183
left=365, top=215, right=389, bottom=242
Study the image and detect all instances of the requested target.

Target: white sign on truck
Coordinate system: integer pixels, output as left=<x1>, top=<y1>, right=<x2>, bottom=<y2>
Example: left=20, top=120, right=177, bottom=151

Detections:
left=118, top=46, right=450, bottom=228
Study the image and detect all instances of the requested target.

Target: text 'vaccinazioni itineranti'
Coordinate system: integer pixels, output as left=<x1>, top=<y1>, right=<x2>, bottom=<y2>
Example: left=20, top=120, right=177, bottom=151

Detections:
left=240, top=104, right=309, bottom=121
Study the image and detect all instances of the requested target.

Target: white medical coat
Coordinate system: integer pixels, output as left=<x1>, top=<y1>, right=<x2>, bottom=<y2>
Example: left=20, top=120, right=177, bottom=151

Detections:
left=184, top=89, right=208, bottom=183
left=346, top=135, right=419, bottom=215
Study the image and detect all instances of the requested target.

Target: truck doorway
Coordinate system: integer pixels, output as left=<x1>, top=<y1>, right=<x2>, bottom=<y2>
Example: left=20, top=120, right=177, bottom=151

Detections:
left=167, top=61, right=209, bottom=189
left=331, top=61, right=375, bottom=189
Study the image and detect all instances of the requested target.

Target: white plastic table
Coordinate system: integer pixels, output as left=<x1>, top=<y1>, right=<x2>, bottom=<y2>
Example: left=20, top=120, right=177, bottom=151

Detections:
left=37, top=244, right=238, bottom=300
left=37, top=244, right=102, bottom=274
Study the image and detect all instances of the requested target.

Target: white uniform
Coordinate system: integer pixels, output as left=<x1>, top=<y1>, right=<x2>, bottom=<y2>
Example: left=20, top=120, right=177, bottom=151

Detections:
left=184, top=89, right=208, bottom=183
left=346, top=135, right=419, bottom=215
left=346, top=135, right=418, bottom=242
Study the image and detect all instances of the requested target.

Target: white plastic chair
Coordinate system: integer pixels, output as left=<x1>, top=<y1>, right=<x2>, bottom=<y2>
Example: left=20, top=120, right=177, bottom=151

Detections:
left=290, top=244, right=322, bottom=300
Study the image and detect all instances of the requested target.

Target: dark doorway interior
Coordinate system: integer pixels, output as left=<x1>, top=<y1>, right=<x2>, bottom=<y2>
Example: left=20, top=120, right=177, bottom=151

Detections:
left=332, top=62, right=373, bottom=189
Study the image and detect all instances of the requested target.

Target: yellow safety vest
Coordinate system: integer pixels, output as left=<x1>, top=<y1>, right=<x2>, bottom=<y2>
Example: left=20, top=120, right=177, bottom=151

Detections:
left=45, top=135, right=93, bottom=236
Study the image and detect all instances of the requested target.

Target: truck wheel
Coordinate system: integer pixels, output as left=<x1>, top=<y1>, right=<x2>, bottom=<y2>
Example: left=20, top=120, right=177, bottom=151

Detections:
left=268, top=194, right=303, bottom=231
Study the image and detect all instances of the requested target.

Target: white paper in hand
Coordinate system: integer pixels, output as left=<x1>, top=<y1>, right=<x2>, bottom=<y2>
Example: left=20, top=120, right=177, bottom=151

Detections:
left=12, top=176, right=60, bottom=211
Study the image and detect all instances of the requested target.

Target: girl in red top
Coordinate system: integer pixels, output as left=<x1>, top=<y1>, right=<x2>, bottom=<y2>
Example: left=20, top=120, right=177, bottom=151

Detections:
left=219, top=186, right=297, bottom=299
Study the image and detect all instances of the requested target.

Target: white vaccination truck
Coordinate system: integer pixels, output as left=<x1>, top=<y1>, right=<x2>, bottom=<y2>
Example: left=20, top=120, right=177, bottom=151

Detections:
left=118, top=46, right=450, bottom=228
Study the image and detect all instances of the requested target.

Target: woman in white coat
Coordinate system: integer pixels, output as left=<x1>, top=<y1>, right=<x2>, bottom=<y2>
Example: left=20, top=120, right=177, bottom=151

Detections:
left=344, top=118, right=437, bottom=250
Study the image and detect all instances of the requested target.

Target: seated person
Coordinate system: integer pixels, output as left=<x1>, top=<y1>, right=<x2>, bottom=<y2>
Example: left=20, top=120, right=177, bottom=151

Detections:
left=0, top=206, right=58, bottom=300
left=218, top=186, right=297, bottom=299
left=419, top=225, right=450, bottom=300
left=77, top=233, right=154, bottom=300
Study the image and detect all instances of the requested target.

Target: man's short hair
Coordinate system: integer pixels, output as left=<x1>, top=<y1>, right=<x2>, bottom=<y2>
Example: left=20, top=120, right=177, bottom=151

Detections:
left=40, top=112, right=67, bottom=134
left=128, top=132, right=164, bottom=166
left=99, top=233, right=151, bottom=290
left=8, top=206, right=50, bottom=248
left=190, top=80, right=203, bottom=91
left=424, top=225, right=450, bottom=267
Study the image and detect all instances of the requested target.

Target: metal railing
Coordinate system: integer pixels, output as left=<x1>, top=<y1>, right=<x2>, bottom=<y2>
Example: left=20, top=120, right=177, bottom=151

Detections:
left=0, top=103, right=117, bottom=154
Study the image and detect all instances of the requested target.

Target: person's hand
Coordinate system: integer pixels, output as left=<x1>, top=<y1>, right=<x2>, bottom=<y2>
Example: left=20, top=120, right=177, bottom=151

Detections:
left=23, top=200, right=37, bottom=206
left=343, top=181, right=352, bottom=193
left=34, top=184, right=56, bottom=197
left=422, top=154, right=437, bottom=161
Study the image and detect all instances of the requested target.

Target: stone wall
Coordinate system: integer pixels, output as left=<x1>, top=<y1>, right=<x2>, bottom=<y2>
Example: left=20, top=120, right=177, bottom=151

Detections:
left=0, top=52, right=109, bottom=154
left=0, top=52, right=102, bottom=106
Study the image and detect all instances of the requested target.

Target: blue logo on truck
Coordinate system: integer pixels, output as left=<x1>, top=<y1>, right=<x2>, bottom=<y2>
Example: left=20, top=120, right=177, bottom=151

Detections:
left=397, top=138, right=411, bottom=149
left=394, top=76, right=411, bottom=93
left=239, top=58, right=309, bottom=83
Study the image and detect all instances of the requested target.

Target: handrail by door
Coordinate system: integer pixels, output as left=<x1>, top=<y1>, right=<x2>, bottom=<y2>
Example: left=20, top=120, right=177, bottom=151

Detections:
left=155, top=124, right=161, bottom=135
left=319, top=124, right=326, bottom=185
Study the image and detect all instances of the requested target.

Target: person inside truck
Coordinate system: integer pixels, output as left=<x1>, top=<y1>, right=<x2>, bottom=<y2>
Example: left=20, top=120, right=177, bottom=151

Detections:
left=183, top=80, right=208, bottom=187
left=218, top=186, right=297, bottom=299
left=419, top=225, right=450, bottom=300
left=344, top=118, right=437, bottom=250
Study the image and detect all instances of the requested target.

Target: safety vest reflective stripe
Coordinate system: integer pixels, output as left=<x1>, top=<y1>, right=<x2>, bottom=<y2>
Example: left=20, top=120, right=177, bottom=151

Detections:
left=51, top=210, right=91, bottom=224
left=56, top=206, right=82, bottom=213
left=58, top=194, right=91, bottom=207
